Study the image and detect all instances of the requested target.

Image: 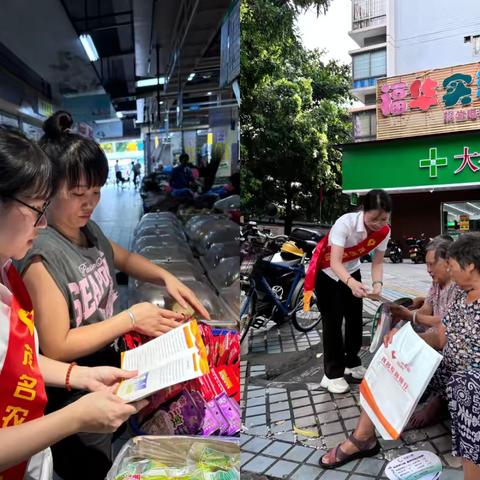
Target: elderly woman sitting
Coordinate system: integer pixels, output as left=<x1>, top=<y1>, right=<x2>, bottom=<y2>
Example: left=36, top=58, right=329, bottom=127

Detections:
left=320, top=233, right=480, bottom=480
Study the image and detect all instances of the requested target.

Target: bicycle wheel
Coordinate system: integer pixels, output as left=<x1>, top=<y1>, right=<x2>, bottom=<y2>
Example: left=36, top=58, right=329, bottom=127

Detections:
left=291, top=289, right=322, bottom=332
left=240, top=290, right=256, bottom=343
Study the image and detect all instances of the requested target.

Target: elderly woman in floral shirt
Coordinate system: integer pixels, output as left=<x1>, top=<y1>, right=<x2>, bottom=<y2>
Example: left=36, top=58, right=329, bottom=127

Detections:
left=321, top=233, right=480, bottom=480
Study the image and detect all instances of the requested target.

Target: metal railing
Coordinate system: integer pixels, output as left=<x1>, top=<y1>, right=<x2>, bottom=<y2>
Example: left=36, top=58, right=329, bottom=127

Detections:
left=352, top=0, right=386, bottom=30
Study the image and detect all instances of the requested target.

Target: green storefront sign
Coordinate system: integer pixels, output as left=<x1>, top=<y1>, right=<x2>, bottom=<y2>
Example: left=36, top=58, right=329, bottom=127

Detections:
left=342, top=131, right=480, bottom=193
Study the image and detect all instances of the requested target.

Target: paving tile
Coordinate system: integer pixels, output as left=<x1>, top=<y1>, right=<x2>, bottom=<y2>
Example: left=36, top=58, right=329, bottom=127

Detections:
left=242, top=437, right=272, bottom=453
left=247, top=405, right=267, bottom=417
left=248, top=389, right=266, bottom=399
left=401, top=429, right=428, bottom=444
left=248, top=397, right=267, bottom=407
left=246, top=425, right=270, bottom=436
left=270, top=410, right=292, bottom=422
left=273, top=431, right=295, bottom=443
left=293, top=416, right=318, bottom=428
left=240, top=434, right=252, bottom=445
left=335, top=397, right=356, bottom=408
left=355, top=458, right=385, bottom=476
left=424, top=422, right=448, bottom=438
left=324, top=433, right=347, bottom=449
left=293, top=406, right=314, bottom=418
left=241, top=452, right=254, bottom=466
left=262, top=441, right=293, bottom=457
left=317, top=411, right=340, bottom=423
left=443, top=453, right=463, bottom=468
left=270, top=420, right=292, bottom=434
left=311, top=393, right=331, bottom=403
left=283, top=445, right=316, bottom=462
left=321, top=422, right=344, bottom=436
left=306, top=449, right=327, bottom=465
left=343, top=417, right=359, bottom=431
left=290, top=390, right=309, bottom=399
left=415, top=440, right=438, bottom=454
left=291, top=397, right=312, bottom=408
left=265, top=460, right=299, bottom=478
left=246, top=414, right=267, bottom=427
left=349, top=475, right=375, bottom=480
left=270, top=401, right=290, bottom=412
left=270, top=393, right=289, bottom=403
left=242, top=455, right=277, bottom=474
left=315, top=401, right=337, bottom=413
left=431, top=435, right=452, bottom=453
left=338, top=406, right=360, bottom=419
left=290, top=464, right=324, bottom=479
left=318, top=470, right=349, bottom=479
left=440, top=468, right=465, bottom=479
left=269, top=388, right=286, bottom=394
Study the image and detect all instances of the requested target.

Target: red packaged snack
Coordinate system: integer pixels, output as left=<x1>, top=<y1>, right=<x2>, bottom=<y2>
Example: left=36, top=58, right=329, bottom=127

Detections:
left=210, top=365, right=240, bottom=398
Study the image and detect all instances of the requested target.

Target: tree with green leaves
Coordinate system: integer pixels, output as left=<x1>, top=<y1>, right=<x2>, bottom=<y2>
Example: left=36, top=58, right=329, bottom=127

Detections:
left=241, top=0, right=352, bottom=232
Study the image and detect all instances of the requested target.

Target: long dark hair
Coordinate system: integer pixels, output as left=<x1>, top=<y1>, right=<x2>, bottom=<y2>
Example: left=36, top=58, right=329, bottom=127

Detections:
left=0, top=126, right=57, bottom=201
left=39, top=111, right=108, bottom=189
left=361, top=189, right=392, bottom=213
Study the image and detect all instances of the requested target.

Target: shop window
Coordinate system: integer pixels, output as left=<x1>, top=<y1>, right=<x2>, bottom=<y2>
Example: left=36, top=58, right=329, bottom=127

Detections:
left=442, top=201, right=480, bottom=239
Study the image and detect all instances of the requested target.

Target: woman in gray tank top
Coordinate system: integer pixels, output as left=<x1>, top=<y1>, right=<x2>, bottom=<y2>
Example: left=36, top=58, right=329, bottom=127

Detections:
left=0, top=126, right=147, bottom=480
left=20, top=111, right=210, bottom=480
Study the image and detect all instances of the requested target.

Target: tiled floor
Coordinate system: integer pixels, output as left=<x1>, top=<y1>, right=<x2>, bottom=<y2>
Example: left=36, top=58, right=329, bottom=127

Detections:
left=92, top=184, right=143, bottom=249
left=241, top=262, right=464, bottom=479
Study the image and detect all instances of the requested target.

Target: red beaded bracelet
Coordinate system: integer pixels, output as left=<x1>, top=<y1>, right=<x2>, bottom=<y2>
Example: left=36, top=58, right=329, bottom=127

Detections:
left=65, top=362, right=77, bottom=391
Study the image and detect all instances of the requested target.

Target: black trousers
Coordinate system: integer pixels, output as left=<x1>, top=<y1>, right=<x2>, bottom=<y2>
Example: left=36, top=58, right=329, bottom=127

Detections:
left=315, top=269, right=363, bottom=379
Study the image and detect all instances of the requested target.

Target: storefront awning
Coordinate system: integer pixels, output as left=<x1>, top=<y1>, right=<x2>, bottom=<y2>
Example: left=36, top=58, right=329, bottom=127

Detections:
left=341, top=130, right=480, bottom=194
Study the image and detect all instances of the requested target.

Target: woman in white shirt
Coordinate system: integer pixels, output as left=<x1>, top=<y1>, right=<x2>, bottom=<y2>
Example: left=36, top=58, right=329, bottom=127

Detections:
left=304, top=189, right=391, bottom=393
left=0, top=127, right=146, bottom=480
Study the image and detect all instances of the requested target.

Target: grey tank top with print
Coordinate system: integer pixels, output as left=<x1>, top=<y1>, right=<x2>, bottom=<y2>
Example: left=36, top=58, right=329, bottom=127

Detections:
left=19, top=220, right=121, bottom=367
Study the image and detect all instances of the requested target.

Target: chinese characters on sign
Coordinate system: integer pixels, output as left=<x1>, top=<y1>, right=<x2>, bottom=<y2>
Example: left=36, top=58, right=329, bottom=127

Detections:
left=380, top=355, right=408, bottom=392
left=380, top=67, right=480, bottom=124
left=377, top=62, right=480, bottom=140
left=418, top=145, right=480, bottom=178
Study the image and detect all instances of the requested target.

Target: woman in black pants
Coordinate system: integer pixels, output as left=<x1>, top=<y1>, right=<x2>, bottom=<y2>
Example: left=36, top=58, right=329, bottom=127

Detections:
left=305, top=189, right=392, bottom=393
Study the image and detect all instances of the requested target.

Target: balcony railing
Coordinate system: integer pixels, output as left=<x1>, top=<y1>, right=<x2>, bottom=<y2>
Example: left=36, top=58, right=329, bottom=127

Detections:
left=352, top=0, right=386, bottom=30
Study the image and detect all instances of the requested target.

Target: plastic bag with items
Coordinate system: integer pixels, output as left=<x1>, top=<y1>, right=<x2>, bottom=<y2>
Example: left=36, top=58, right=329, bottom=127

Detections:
left=107, top=436, right=239, bottom=480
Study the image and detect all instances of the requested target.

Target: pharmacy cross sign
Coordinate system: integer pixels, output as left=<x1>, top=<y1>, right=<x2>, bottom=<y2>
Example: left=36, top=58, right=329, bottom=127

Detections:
left=419, top=148, right=448, bottom=178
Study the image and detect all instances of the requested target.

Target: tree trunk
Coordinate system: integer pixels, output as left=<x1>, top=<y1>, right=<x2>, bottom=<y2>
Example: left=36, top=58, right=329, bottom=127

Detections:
left=284, top=182, right=293, bottom=235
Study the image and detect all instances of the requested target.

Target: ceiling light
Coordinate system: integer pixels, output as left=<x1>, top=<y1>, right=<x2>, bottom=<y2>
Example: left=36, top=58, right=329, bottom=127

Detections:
left=188, top=73, right=196, bottom=81
left=79, top=34, right=99, bottom=62
left=116, top=111, right=123, bottom=119
left=136, top=77, right=165, bottom=88
left=159, top=101, right=164, bottom=105
left=207, top=91, right=212, bottom=95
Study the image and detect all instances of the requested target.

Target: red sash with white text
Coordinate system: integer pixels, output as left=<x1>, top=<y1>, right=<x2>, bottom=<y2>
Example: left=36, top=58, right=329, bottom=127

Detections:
left=0, top=265, right=47, bottom=480
left=303, top=225, right=390, bottom=310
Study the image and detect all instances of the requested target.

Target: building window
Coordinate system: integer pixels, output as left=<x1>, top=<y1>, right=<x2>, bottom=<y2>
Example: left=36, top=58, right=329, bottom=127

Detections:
left=352, top=49, right=386, bottom=82
left=442, top=201, right=480, bottom=238
left=353, top=110, right=376, bottom=140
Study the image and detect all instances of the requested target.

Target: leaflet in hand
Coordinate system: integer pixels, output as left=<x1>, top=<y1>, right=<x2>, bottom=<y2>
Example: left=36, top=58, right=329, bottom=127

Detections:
left=117, top=320, right=209, bottom=403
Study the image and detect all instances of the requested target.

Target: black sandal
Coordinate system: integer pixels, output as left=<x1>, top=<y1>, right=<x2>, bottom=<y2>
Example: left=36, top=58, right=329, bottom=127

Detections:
left=319, top=433, right=381, bottom=469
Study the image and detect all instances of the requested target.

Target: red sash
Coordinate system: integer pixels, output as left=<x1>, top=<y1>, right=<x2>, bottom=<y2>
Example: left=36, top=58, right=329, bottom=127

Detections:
left=303, top=225, right=390, bottom=310
left=0, top=265, right=47, bottom=480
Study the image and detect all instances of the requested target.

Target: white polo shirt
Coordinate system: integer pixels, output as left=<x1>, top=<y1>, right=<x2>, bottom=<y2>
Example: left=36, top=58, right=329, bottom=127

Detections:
left=322, top=211, right=390, bottom=280
left=0, top=260, right=53, bottom=480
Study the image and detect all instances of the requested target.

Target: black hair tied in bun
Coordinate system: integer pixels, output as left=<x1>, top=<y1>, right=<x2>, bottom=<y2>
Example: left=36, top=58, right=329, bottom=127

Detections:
left=42, top=110, right=73, bottom=138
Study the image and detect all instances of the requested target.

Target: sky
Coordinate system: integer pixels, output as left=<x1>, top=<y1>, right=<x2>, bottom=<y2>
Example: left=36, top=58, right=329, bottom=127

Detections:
left=296, top=0, right=357, bottom=66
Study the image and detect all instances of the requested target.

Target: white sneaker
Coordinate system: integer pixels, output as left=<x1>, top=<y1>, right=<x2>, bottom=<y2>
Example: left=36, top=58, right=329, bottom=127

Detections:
left=320, top=375, right=350, bottom=394
left=345, top=365, right=367, bottom=380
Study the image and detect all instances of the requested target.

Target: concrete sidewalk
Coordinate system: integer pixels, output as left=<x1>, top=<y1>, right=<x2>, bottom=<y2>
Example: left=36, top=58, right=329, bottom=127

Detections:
left=241, top=262, right=463, bottom=479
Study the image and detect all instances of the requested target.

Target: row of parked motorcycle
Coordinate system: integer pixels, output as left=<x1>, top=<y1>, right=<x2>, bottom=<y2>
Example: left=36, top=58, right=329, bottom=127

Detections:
left=361, top=234, right=430, bottom=264
left=128, top=196, right=240, bottom=326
